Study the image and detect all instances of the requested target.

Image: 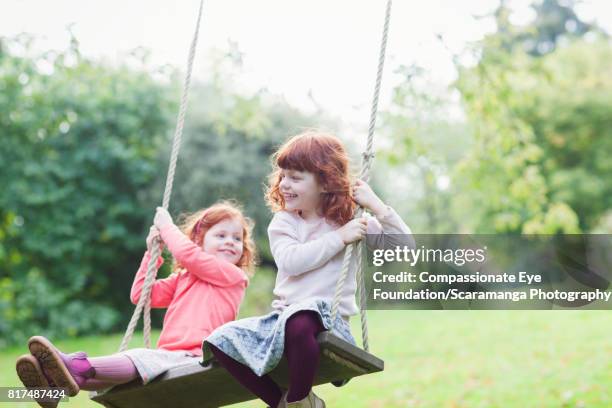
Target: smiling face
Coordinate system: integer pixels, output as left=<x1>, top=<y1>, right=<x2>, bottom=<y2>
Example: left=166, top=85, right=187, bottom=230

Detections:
left=279, top=168, right=325, bottom=219
left=202, top=217, right=244, bottom=265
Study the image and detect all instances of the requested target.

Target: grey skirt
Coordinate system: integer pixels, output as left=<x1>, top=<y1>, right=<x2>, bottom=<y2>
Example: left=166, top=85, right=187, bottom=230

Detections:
left=121, top=348, right=201, bottom=385
left=202, top=299, right=355, bottom=376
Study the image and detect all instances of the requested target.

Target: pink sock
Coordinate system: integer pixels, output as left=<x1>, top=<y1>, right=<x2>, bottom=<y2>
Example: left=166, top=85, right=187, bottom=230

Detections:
left=89, top=355, right=139, bottom=383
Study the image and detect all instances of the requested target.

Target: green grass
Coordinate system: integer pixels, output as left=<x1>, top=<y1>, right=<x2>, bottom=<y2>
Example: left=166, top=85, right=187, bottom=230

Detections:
left=2, top=311, right=610, bottom=407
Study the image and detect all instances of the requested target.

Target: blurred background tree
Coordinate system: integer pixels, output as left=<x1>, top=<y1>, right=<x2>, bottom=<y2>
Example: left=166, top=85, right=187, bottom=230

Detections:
left=378, top=0, right=611, bottom=234
left=454, top=0, right=611, bottom=233
left=376, top=64, right=471, bottom=233
left=0, top=33, right=175, bottom=347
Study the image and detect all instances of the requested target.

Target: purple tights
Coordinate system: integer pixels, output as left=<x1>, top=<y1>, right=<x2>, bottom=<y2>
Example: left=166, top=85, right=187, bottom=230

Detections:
left=210, top=311, right=325, bottom=407
left=57, top=352, right=139, bottom=392
left=83, top=355, right=139, bottom=390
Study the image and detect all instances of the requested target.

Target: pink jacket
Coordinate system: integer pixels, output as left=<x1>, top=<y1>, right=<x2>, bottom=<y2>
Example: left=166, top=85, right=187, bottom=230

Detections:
left=130, top=223, right=248, bottom=355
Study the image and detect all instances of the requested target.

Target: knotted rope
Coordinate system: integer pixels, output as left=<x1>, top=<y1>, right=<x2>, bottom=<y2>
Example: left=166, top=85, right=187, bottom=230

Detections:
left=330, top=0, right=392, bottom=353
left=117, top=0, right=391, bottom=355
left=118, top=0, right=205, bottom=352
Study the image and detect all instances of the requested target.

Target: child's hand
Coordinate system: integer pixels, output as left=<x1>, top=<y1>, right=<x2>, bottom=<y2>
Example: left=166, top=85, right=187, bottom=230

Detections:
left=153, top=207, right=173, bottom=229
left=352, top=179, right=388, bottom=218
left=337, top=217, right=368, bottom=245
left=145, top=226, right=164, bottom=252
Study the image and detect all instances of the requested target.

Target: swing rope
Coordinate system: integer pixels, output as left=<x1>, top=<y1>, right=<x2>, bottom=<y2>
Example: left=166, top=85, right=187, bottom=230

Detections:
left=117, top=0, right=391, bottom=356
left=331, top=0, right=392, bottom=353
left=118, top=0, right=205, bottom=353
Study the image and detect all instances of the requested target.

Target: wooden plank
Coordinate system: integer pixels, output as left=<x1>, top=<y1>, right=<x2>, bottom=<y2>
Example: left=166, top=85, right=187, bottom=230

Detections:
left=92, top=362, right=254, bottom=408
left=318, top=332, right=384, bottom=373
left=92, top=334, right=384, bottom=408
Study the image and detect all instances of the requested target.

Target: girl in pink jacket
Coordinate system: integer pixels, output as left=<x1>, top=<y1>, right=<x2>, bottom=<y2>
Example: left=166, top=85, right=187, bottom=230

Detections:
left=16, top=201, right=255, bottom=405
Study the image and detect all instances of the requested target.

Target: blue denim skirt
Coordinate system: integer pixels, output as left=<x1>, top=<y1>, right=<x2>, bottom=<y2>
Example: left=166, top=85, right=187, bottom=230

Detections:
left=202, top=299, right=355, bottom=376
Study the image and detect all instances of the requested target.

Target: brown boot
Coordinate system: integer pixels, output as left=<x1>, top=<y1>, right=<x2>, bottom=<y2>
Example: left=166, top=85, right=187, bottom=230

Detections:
left=282, top=391, right=326, bottom=408
left=15, top=354, right=60, bottom=408
left=28, top=336, right=81, bottom=396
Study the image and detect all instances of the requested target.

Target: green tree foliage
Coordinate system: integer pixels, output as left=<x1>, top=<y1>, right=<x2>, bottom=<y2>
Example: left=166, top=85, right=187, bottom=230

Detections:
left=0, top=35, right=175, bottom=346
left=455, top=15, right=611, bottom=233
left=380, top=1, right=610, bottom=234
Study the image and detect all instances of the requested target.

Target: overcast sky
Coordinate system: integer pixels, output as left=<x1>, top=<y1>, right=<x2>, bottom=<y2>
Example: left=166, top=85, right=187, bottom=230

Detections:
left=3, top=0, right=611, bottom=126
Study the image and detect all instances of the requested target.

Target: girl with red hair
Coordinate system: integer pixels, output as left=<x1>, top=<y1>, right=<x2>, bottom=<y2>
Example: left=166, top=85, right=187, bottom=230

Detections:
left=16, top=201, right=256, bottom=407
left=204, top=131, right=412, bottom=408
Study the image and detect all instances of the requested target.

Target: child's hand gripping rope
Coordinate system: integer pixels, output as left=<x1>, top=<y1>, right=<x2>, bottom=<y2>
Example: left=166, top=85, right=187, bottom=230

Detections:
left=154, top=207, right=174, bottom=229
left=352, top=179, right=389, bottom=218
left=145, top=226, right=164, bottom=253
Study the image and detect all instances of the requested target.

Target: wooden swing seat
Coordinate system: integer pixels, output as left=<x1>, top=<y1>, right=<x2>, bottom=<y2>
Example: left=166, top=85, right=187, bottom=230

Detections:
left=91, top=332, right=384, bottom=408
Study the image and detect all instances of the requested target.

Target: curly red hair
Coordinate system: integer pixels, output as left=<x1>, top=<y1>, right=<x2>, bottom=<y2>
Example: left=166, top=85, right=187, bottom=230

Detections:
left=266, top=131, right=355, bottom=226
left=173, top=200, right=257, bottom=277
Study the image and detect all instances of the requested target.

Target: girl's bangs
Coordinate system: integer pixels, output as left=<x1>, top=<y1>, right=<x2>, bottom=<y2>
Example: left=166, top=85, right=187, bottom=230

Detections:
left=276, top=139, right=315, bottom=172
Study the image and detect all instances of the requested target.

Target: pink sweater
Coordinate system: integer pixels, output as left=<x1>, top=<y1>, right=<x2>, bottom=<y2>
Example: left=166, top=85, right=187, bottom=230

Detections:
left=130, top=223, right=248, bottom=356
